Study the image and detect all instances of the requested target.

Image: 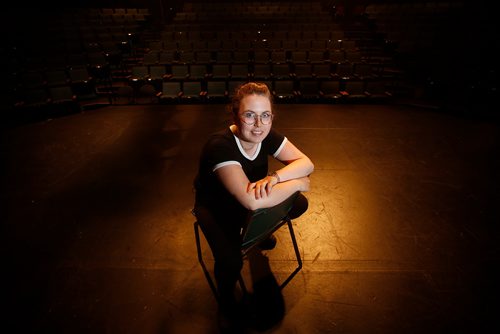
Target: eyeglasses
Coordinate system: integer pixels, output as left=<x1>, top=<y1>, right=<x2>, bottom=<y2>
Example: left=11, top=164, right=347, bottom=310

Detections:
left=240, top=112, right=273, bottom=125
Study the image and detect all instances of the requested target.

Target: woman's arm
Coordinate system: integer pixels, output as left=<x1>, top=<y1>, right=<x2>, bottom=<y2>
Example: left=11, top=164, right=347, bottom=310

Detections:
left=216, top=140, right=314, bottom=210
left=272, top=140, right=315, bottom=182
left=248, top=140, right=314, bottom=199
left=215, top=164, right=310, bottom=211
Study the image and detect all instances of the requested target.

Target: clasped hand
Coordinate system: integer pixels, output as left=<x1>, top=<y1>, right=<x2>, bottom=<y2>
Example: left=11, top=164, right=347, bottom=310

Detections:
left=247, top=175, right=310, bottom=199
left=247, top=175, right=278, bottom=199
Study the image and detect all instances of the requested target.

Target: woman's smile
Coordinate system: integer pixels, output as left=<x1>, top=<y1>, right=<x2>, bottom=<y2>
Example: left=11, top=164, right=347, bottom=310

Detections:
left=236, top=94, right=273, bottom=145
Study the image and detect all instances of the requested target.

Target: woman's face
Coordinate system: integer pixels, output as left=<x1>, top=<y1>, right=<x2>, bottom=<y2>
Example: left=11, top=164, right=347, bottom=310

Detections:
left=236, top=94, right=273, bottom=145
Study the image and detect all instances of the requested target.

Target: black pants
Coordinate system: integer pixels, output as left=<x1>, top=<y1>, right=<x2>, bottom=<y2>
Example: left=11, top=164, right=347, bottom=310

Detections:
left=194, top=193, right=309, bottom=310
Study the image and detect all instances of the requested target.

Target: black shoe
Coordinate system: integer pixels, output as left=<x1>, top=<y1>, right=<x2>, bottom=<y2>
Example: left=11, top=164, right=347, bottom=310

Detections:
left=258, top=235, right=277, bottom=250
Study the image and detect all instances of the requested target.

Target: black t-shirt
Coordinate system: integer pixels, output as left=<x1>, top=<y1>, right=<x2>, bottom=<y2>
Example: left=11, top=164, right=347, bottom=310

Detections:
left=194, top=126, right=286, bottom=216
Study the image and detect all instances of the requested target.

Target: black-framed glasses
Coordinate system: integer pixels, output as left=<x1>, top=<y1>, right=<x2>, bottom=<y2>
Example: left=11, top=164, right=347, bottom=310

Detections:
left=240, top=112, right=273, bottom=125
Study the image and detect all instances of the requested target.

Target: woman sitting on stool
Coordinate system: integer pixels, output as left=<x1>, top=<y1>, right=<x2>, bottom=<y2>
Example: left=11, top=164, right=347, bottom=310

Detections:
left=193, top=82, right=314, bottom=330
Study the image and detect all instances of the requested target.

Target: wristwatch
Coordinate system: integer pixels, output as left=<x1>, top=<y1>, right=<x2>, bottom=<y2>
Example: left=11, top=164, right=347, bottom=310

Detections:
left=270, top=171, right=281, bottom=183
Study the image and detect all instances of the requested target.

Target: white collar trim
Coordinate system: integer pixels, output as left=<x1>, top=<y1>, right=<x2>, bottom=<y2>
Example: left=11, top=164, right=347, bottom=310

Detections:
left=230, top=126, right=261, bottom=161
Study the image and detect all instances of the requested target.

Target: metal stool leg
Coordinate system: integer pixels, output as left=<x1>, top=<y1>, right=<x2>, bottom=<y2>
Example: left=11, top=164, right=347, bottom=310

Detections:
left=194, top=221, right=220, bottom=303
left=279, top=218, right=302, bottom=289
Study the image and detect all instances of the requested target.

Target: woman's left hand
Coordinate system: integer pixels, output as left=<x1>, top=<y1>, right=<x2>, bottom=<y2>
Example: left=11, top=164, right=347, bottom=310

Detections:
left=247, top=175, right=279, bottom=199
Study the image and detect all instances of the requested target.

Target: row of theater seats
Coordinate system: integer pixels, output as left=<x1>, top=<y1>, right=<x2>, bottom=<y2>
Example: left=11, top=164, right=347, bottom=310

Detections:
left=13, top=66, right=98, bottom=109
left=161, top=26, right=344, bottom=39
left=173, top=13, right=332, bottom=24
left=128, top=62, right=377, bottom=83
left=140, top=49, right=363, bottom=66
left=176, top=1, right=327, bottom=22
left=115, top=78, right=392, bottom=105
left=162, top=23, right=346, bottom=39
left=47, top=7, right=151, bottom=27
left=8, top=85, right=83, bottom=126
left=147, top=38, right=353, bottom=53
left=182, top=1, right=323, bottom=12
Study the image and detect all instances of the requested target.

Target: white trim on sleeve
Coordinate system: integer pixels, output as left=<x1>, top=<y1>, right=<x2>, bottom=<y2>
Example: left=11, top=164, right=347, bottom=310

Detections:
left=273, top=137, right=288, bottom=158
left=213, top=160, right=241, bottom=172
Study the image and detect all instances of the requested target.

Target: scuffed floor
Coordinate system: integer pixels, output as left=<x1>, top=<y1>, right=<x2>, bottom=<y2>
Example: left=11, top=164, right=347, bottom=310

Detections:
left=2, top=103, right=499, bottom=333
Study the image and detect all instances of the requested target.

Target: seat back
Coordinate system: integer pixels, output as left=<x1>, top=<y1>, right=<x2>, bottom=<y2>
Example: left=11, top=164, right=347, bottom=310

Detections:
left=194, top=191, right=303, bottom=298
left=161, top=81, right=181, bottom=99
left=241, top=192, right=299, bottom=250
left=182, top=81, right=203, bottom=99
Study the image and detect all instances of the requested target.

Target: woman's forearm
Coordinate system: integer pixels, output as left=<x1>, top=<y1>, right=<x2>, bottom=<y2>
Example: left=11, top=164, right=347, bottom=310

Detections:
left=274, top=156, right=314, bottom=183
left=246, top=178, right=308, bottom=210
